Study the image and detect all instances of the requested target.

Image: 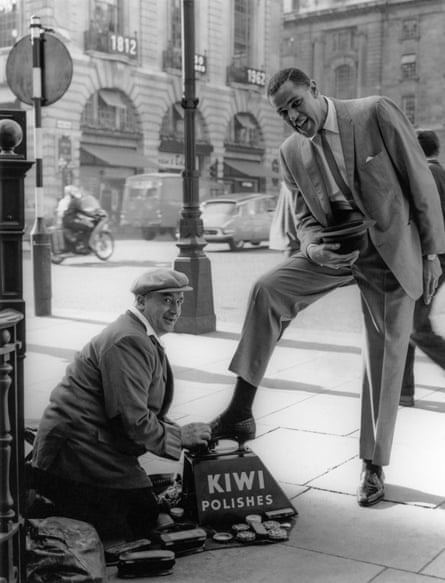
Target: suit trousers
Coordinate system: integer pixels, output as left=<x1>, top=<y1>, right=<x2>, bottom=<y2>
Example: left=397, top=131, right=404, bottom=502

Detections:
left=229, top=237, right=415, bottom=466
left=401, top=271, right=445, bottom=397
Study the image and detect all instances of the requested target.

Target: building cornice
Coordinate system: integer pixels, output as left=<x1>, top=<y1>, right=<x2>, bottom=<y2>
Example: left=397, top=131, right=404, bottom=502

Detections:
left=284, top=0, right=440, bottom=24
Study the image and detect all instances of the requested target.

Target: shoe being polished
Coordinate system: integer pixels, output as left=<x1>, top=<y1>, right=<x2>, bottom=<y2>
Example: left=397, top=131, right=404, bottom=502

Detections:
left=357, top=465, right=385, bottom=507
left=209, top=415, right=256, bottom=448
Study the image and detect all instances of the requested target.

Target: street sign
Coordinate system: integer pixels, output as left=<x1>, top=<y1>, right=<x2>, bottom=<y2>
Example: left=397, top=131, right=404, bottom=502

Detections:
left=6, top=33, right=73, bottom=106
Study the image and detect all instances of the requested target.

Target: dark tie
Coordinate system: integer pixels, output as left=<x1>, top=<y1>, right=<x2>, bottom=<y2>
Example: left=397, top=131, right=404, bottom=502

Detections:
left=319, top=130, right=353, bottom=201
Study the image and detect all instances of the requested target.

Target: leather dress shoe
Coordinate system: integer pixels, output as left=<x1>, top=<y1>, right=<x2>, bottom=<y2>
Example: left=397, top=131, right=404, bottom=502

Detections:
left=209, top=415, right=256, bottom=448
left=399, top=395, right=415, bottom=407
left=357, top=467, right=385, bottom=507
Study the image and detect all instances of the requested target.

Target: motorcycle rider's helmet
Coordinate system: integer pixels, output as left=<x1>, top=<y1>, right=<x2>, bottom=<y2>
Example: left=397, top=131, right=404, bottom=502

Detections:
left=65, top=185, right=82, bottom=199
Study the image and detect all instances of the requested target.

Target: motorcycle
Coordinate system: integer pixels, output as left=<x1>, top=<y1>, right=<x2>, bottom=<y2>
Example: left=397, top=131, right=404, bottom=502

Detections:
left=49, top=208, right=114, bottom=264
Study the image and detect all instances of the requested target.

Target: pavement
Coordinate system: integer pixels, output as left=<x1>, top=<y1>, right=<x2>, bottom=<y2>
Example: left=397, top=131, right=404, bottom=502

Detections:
left=23, top=302, right=445, bottom=583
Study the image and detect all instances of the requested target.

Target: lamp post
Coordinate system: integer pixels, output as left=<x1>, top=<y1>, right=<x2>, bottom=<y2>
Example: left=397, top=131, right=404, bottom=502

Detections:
left=174, top=0, right=216, bottom=334
left=30, top=15, right=52, bottom=316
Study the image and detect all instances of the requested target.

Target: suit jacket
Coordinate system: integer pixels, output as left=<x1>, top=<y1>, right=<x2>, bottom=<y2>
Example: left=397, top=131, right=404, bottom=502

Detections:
left=279, top=95, right=445, bottom=299
left=428, top=159, right=445, bottom=268
left=32, top=310, right=182, bottom=489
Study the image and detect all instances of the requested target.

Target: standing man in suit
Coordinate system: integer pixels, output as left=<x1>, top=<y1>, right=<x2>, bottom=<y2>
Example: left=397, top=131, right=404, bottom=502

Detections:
left=210, top=67, right=445, bottom=506
left=400, top=129, right=445, bottom=407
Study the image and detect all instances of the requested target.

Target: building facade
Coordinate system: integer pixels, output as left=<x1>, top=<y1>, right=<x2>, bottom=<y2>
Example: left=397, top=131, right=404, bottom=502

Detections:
left=0, top=0, right=283, bottom=225
left=282, top=0, right=445, bottom=162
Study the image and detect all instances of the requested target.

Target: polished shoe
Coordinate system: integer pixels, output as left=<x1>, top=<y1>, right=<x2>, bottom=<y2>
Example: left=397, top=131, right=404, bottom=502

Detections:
left=399, top=395, right=415, bottom=407
left=209, top=415, right=256, bottom=448
left=357, top=467, right=385, bottom=507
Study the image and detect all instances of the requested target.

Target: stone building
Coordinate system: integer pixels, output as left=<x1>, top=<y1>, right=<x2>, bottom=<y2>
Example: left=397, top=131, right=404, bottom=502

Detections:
left=282, top=0, right=445, bottom=162
left=0, top=0, right=283, bottom=226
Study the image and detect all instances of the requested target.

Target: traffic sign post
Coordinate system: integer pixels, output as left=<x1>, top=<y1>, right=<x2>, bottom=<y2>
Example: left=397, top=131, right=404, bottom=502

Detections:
left=6, top=16, right=73, bottom=317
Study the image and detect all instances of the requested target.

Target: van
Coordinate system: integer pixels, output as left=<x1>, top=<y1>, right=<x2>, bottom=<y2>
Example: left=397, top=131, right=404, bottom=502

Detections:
left=120, top=173, right=183, bottom=240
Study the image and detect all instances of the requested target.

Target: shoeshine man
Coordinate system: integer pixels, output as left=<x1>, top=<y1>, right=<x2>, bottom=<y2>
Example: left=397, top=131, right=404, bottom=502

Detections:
left=209, top=67, right=445, bottom=506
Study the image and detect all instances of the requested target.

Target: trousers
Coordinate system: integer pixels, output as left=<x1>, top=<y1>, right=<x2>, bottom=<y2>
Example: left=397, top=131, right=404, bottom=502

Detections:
left=32, top=467, right=159, bottom=540
left=401, top=271, right=445, bottom=397
left=229, top=237, right=415, bottom=466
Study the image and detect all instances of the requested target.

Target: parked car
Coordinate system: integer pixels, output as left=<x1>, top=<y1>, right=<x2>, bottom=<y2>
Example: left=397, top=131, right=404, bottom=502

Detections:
left=201, top=193, right=276, bottom=251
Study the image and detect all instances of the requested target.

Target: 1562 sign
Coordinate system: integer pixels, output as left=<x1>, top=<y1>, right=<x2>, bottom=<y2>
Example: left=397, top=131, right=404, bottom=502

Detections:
left=110, top=34, right=137, bottom=59
left=247, top=67, right=266, bottom=87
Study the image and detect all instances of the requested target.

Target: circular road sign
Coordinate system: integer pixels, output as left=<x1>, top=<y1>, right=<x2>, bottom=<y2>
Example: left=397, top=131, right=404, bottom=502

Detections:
left=6, top=33, right=73, bottom=106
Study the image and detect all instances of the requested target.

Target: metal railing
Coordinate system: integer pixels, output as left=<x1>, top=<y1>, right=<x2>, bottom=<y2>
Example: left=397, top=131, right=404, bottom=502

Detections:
left=0, top=309, right=24, bottom=583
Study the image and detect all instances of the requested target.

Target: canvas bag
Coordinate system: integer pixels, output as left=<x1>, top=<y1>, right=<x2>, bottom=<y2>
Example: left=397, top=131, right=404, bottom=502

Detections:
left=26, top=516, right=107, bottom=583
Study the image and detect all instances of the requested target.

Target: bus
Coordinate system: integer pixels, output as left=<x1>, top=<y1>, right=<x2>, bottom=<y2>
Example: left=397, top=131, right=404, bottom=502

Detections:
left=120, top=172, right=224, bottom=239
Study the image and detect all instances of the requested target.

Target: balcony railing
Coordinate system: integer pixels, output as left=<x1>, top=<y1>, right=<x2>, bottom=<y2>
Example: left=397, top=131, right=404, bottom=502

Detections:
left=162, top=46, right=208, bottom=75
left=84, top=25, right=138, bottom=60
left=226, top=61, right=266, bottom=88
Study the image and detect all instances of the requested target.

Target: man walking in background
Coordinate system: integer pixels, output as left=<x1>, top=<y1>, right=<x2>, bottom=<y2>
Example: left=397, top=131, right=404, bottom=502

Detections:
left=401, top=129, right=445, bottom=407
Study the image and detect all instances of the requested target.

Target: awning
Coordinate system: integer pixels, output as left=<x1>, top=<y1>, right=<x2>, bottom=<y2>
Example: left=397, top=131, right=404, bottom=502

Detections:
left=81, top=144, right=157, bottom=169
left=224, top=160, right=270, bottom=178
left=99, top=89, right=126, bottom=109
left=235, top=113, right=257, bottom=129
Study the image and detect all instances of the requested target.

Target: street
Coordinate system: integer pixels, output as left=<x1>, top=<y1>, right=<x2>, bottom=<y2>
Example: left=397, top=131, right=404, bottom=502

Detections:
left=22, top=236, right=445, bottom=336
left=23, top=236, right=365, bottom=333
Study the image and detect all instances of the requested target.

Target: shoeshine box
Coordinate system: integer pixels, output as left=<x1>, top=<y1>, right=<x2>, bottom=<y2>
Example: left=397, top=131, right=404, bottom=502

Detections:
left=182, top=448, right=294, bottom=527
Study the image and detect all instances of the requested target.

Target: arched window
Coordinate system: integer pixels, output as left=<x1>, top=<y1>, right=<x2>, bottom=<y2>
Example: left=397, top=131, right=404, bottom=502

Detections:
left=160, top=103, right=208, bottom=143
left=335, top=64, right=355, bottom=99
left=225, top=113, right=264, bottom=148
left=81, top=89, right=141, bottom=134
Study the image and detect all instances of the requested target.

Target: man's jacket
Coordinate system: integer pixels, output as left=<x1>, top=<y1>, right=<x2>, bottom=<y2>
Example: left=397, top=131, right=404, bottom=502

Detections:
left=279, top=95, right=445, bottom=299
left=32, top=310, right=182, bottom=489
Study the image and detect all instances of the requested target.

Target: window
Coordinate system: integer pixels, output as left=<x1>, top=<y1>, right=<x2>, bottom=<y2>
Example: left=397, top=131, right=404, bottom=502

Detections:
left=233, top=0, right=252, bottom=66
left=0, top=0, right=17, bottom=48
left=402, top=19, right=418, bottom=40
left=170, top=0, right=182, bottom=52
left=93, top=0, right=121, bottom=34
left=160, top=103, right=206, bottom=142
left=86, top=0, right=138, bottom=58
left=230, top=113, right=263, bottom=148
left=332, top=30, right=353, bottom=52
left=335, top=64, right=355, bottom=99
left=81, top=90, right=140, bottom=133
left=401, top=54, right=417, bottom=80
left=401, top=95, right=416, bottom=125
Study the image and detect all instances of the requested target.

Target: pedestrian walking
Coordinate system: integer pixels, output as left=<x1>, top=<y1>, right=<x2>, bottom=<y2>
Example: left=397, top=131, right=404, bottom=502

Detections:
left=209, top=67, right=445, bottom=507
left=400, top=129, right=445, bottom=407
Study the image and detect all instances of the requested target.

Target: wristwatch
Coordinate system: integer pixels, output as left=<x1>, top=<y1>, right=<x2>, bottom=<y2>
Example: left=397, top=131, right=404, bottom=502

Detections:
left=425, top=254, right=437, bottom=261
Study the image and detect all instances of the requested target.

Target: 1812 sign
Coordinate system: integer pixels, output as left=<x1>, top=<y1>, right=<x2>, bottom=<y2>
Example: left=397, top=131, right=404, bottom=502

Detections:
left=246, top=67, right=266, bottom=87
left=109, top=34, right=137, bottom=59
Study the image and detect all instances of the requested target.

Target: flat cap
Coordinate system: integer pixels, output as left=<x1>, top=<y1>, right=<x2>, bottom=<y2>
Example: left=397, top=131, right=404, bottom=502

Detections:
left=130, top=268, right=193, bottom=295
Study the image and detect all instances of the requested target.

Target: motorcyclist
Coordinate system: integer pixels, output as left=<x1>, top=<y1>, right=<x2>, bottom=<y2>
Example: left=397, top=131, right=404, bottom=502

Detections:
left=62, top=186, right=98, bottom=248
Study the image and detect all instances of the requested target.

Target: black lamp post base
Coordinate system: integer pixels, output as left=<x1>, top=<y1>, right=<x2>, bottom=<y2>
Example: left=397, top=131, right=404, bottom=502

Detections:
left=173, top=254, right=216, bottom=334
